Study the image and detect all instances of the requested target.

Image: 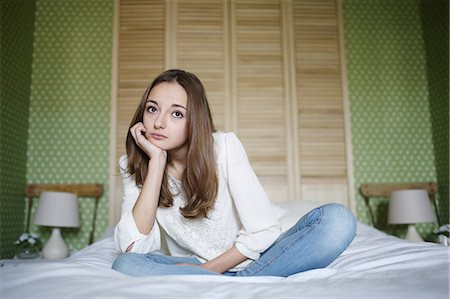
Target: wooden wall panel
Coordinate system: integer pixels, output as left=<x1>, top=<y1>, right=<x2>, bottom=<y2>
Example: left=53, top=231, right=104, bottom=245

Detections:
left=111, top=0, right=165, bottom=224
left=293, top=0, right=349, bottom=204
left=111, top=0, right=353, bottom=225
left=234, top=0, right=290, bottom=201
left=175, top=0, right=228, bottom=131
left=117, top=0, right=165, bottom=161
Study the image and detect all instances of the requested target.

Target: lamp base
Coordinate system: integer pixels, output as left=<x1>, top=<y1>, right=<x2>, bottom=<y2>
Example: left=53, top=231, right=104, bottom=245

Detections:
left=42, top=228, right=70, bottom=259
left=405, top=224, right=424, bottom=242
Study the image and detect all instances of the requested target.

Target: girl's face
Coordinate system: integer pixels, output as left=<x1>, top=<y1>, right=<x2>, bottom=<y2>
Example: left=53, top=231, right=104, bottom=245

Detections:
left=143, top=82, right=188, bottom=152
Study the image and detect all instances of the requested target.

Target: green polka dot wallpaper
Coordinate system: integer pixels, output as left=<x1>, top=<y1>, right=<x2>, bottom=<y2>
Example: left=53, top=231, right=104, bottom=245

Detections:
left=421, top=0, right=449, bottom=226
left=343, top=0, right=448, bottom=239
left=0, top=0, right=37, bottom=258
left=25, top=0, right=114, bottom=251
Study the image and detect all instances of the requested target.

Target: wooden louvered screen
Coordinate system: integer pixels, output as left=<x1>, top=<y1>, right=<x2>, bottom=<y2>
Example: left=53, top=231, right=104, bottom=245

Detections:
left=293, top=0, right=349, bottom=203
left=174, top=0, right=229, bottom=131
left=116, top=0, right=165, bottom=161
left=111, top=0, right=165, bottom=224
left=234, top=0, right=291, bottom=201
left=110, top=0, right=353, bottom=225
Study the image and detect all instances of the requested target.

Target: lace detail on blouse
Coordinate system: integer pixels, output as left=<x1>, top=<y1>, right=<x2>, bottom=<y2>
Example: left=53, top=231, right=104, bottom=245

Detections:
left=156, top=177, right=235, bottom=261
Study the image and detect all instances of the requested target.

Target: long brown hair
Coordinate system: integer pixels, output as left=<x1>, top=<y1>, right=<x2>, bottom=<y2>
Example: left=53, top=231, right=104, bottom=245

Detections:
left=125, top=69, right=218, bottom=218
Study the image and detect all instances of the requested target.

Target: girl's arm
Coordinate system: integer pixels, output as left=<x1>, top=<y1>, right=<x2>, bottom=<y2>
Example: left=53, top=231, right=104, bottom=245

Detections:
left=131, top=156, right=166, bottom=235
left=201, top=246, right=247, bottom=273
left=129, top=122, right=167, bottom=235
left=227, top=133, right=281, bottom=259
left=113, top=154, right=163, bottom=253
left=179, top=246, right=247, bottom=274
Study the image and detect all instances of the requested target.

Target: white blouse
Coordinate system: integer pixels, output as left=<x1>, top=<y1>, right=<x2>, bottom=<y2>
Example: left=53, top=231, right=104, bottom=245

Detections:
left=114, top=132, right=281, bottom=271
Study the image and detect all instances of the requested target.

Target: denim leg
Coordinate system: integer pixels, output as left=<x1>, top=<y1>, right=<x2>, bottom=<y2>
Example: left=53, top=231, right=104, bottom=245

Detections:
left=112, top=252, right=221, bottom=277
left=235, top=203, right=356, bottom=277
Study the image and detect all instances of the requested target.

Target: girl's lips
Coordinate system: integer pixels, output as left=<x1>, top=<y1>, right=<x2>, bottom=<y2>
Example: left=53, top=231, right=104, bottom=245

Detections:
left=150, top=133, right=167, bottom=141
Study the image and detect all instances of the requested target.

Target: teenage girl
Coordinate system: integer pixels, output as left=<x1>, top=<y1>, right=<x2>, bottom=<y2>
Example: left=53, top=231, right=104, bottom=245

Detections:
left=112, top=69, right=356, bottom=277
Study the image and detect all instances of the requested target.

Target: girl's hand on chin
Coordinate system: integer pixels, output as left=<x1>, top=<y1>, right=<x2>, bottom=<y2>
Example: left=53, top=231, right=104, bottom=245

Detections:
left=130, top=122, right=167, bottom=161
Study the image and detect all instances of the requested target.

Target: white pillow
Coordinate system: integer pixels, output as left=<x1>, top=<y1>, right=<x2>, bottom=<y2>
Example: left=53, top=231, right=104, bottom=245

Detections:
left=272, top=200, right=322, bottom=232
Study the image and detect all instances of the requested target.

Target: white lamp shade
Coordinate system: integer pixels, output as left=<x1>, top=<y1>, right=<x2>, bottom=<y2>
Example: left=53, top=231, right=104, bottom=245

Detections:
left=34, top=191, right=80, bottom=228
left=388, top=189, right=437, bottom=224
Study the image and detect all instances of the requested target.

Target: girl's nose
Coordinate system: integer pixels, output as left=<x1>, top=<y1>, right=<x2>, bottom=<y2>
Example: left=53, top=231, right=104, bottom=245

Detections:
left=154, top=114, right=166, bottom=129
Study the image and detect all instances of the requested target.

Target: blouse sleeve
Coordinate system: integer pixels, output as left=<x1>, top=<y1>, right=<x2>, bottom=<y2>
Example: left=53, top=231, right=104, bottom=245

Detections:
left=224, top=133, right=282, bottom=260
left=113, top=155, right=161, bottom=253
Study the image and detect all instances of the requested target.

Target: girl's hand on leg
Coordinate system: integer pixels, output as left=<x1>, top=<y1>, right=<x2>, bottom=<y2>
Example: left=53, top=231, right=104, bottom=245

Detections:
left=176, top=263, right=220, bottom=273
left=176, top=263, right=198, bottom=267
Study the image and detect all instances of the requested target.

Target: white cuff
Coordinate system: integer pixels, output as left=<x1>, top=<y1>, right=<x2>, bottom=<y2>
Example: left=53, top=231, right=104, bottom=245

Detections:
left=115, top=212, right=160, bottom=253
left=235, top=242, right=260, bottom=260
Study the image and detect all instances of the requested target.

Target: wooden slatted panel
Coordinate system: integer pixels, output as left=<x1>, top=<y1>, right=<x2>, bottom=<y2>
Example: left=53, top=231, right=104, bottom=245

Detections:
left=116, top=0, right=165, bottom=162
left=235, top=0, right=289, bottom=201
left=293, top=0, right=349, bottom=204
left=112, top=0, right=165, bottom=224
left=110, top=0, right=352, bottom=225
left=175, top=0, right=227, bottom=130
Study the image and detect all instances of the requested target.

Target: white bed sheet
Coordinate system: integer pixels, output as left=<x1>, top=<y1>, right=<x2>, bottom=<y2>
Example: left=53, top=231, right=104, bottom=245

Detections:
left=1, top=202, right=449, bottom=299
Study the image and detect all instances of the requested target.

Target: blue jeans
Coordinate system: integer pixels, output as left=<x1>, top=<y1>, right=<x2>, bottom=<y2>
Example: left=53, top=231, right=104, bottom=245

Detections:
left=112, top=203, right=356, bottom=277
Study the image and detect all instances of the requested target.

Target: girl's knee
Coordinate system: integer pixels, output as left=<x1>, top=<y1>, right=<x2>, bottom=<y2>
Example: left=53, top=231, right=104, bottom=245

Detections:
left=321, top=203, right=356, bottom=244
left=322, top=203, right=355, bottom=223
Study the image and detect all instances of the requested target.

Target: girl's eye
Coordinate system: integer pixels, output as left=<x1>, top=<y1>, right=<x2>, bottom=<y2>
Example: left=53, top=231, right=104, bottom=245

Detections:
left=147, top=106, right=157, bottom=113
left=172, top=111, right=184, bottom=118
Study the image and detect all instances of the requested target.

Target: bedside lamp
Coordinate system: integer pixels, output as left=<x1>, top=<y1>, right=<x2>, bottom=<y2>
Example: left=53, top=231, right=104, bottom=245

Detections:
left=34, top=191, right=80, bottom=259
left=388, top=189, right=437, bottom=242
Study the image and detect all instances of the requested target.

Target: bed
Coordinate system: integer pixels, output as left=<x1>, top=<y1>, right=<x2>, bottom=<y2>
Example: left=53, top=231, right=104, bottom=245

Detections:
left=1, top=200, right=448, bottom=299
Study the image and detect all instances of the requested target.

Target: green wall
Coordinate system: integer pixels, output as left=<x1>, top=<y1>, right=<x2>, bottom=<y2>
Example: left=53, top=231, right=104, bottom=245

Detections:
left=420, top=0, right=449, bottom=225
left=25, top=0, right=114, bottom=251
left=0, top=0, right=37, bottom=258
left=343, top=0, right=447, bottom=238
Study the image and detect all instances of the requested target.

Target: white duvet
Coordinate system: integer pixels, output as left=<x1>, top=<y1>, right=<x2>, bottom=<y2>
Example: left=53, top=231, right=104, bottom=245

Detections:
left=1, top=201, right=449, bottom=299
